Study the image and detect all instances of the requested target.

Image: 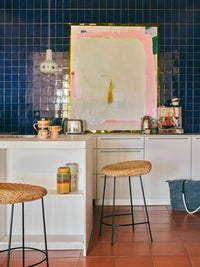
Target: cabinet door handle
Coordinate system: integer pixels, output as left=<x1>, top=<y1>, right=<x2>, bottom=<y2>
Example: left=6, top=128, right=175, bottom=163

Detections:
left=100, top=150, right=142, bottom=153
left=99, top=138, right=142, bottom=140
left=147, top=138, right=189, bottom=140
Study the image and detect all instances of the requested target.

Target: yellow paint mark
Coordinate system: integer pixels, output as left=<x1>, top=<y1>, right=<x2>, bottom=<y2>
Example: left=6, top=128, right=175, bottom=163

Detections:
left=108, top=80, right=114, bottom=104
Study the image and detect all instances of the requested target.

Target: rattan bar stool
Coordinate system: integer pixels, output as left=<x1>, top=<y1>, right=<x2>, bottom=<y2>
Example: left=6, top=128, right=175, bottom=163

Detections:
left=99, top=160, right=153, bottom=246
left=0, top=183, right=49, bottom=267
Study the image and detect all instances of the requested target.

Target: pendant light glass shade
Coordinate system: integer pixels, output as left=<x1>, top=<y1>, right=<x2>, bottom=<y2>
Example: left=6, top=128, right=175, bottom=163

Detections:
left=40, top=49, right=58, bottom=74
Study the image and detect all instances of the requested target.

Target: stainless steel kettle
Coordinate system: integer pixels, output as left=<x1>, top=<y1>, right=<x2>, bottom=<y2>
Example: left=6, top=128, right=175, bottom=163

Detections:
left=141, top=116, right=151, bottom=133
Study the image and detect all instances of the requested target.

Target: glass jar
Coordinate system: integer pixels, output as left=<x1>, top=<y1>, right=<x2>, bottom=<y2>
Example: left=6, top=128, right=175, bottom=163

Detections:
left=65, top=163, right=78, bottom=192
left=57, top=167, right=71, bottom=194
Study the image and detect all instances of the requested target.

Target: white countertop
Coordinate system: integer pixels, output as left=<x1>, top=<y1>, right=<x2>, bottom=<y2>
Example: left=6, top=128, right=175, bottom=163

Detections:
left=0, top=134, right=93, bottom=149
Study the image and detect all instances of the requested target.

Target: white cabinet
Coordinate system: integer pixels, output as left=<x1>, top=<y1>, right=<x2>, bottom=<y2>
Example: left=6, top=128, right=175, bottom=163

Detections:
left=192, top=136, right=200, bottom=180
left=95, top=135, right=144, bottom=205
left=0, top=136, right=93, bottom=256
left=144, top=136, right=191, bottom=204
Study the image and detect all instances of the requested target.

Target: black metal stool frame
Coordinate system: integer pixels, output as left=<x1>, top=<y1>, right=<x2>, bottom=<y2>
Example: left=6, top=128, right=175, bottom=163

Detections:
left=99, top=175, right=153, bottom=246
left=0, top=198, right=49, bottom=267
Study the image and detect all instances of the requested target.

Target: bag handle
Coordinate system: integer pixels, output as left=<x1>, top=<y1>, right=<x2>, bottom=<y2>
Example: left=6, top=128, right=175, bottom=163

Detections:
left=182, top=180, right=200, bottom=214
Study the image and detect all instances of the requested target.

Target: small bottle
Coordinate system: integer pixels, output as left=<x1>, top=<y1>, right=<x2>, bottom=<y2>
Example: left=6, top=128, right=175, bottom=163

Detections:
left=57, top=167, right=71, bottom=194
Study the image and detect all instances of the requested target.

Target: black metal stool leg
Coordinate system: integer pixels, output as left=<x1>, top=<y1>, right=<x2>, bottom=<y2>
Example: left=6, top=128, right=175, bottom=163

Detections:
left=7, top=204, right=14, bottom=267
left=128, top=176, right=134, bottom=231
left=99, top=175, right=107, bottom=237
left=111, top=176, right=116, bottom=246
left=41, top=197, right=49, bottom=267
left=22, top=202, right=25, bottom=267
left=139, top=176, right=153, bottom=242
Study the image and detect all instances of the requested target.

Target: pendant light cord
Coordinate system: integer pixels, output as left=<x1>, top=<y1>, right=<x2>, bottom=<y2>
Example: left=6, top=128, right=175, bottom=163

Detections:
left=48, top=0, right=50, bottom=49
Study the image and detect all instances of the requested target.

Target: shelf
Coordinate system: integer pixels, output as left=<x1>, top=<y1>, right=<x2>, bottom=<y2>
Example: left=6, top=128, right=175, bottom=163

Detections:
left=47, top=190, right=84, bottom=197
left=0, top=235, right=84, bottom=250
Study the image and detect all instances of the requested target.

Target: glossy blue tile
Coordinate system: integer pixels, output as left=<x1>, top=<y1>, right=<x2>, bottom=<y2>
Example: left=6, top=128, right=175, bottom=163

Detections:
left=27, top=0, right=33, bottom=9
left=0, top=11, right=4, bottom=23
left=122, top=0, right=129, bottom=9
left=70, top=10, right=78, bottom=23
left=64, top=0, right=70, bottom=8
left=85, top=11, right=92, bottom=23
left=143, top=10, right=150, bottom=23
left=99, top=0, right=106, bottom=8
left=56, top=0, right=62, bottom=8
left=42, top=10, right=48, bottom=23
left=136, top=10, right=143, bottom=23
left=35, top=0, right=41, bottom=9
left=0, top=1, right=4, bottom=8
left=50, top=10, right=55, bottom=23
left=5, top=0, right=12, bottom=9
left=42, top=24, right=48, bottom=37
left=129, top=0, right=135, bottom=9
left=34, top=10, right=41, bottom=23
left=56, top=10, right=62, bottom=23
left=20, top=0, right=26, bottom=9
left=78, top=10, right=85, bottom=22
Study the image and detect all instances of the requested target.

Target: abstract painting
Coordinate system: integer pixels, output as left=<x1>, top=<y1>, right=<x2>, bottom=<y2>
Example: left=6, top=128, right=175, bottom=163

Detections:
left=69, top=24, right=159, bottom=131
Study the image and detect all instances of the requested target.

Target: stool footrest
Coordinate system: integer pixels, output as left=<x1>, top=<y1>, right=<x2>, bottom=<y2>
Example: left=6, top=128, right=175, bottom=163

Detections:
left=0, top=246, right=48, bottom=267
left=101, top=213, right=149, bottom=227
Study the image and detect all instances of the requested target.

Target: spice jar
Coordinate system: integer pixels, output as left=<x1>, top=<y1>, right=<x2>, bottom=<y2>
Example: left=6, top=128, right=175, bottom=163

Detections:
left=57, top=167, right=71, bottom=194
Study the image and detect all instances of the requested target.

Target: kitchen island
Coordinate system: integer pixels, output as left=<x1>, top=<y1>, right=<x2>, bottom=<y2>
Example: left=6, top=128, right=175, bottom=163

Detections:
left=0, top=135, right=93, bottom=256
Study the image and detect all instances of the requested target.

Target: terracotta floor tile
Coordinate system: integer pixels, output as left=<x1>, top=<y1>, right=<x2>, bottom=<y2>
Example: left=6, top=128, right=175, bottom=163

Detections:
left=190, top=256, right=200, bottom=267
left=169, top=210, right=190, bottom=217
left=148, top=210, right=171, bottom=217
left=48, top=250, right=82, bottom=258
left=151, top=241, right=186, bottom=256
left=117, top=241, right=151, bottom=256
left=86, top=242, right=117, bottom=257
left=4, top=250, right=47, bottom=267
left=79, top=256, right=115, bottom=267
left=90, top=224, right=118, bottom=244
left=117, top=228, right=149, bottom=242
left=179, top=230, right=200, bottom=241
left=117, top=256, right=154, bottom=267
left=0, top=251, right=9, bottom=267
left=176, top=223, right=200, bottom=232
left=148, top=205, right=169, bottom=211
left=148, top=215, right=173, bottom=224
left=153, top=256, right=192, bottom=267
left=183, top=241, right=200, bottom=256
left=173, top=214, right=200, bottom=224
left=152, top=230, right=180, bottom=241
left=48, top=257, right=80, bottom=267
left=150, top=223, right=177, bottom=231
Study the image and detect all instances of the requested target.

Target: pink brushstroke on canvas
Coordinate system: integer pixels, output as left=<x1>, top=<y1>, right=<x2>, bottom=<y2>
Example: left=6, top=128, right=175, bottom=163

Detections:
left=70, top=71, right=76, bottom=97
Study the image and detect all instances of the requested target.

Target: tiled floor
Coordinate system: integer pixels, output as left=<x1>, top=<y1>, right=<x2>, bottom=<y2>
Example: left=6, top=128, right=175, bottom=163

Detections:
left=1, top=205, right=200, bottom=266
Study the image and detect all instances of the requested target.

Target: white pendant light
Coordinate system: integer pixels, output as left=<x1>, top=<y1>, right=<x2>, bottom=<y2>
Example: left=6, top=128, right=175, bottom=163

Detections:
left=40, top=0, right=58, bottom=74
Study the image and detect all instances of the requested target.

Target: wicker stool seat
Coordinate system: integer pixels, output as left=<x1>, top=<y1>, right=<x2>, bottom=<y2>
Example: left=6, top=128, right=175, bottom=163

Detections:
left=0, top=182, right=49, bottom=267
left=102, top=160, right=152, bottom=177
left=0, top=183, right=47, bottom=204
left=99, top=160, right=153, bottom=246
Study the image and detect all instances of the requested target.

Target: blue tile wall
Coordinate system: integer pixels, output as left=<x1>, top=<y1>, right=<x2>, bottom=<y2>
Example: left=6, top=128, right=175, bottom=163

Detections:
left=0, top=0, right=200, bottom=134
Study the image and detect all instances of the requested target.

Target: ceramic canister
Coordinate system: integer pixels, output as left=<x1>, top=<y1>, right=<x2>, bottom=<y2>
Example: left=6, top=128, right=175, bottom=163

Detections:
left=65, top=163, right=78, bottom=192
left=57, top=167, right=71, bottom=194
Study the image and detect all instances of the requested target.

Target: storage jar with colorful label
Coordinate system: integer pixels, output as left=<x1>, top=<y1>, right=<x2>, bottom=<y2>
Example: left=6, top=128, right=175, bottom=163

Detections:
left=57, top=167, right=71, bottom=194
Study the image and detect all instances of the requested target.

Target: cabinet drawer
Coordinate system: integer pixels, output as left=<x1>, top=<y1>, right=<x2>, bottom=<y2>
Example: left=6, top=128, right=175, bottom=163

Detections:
left=97, top=136, right=144, bottom=149
left=97, top=149, right=143, bottom=174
